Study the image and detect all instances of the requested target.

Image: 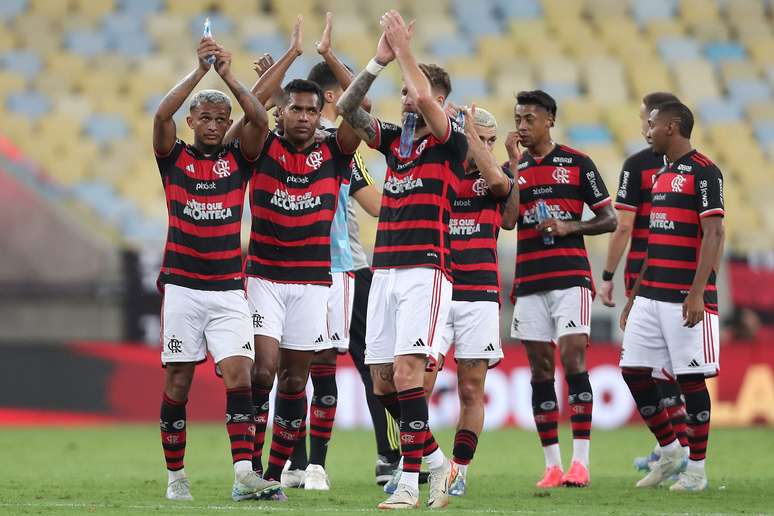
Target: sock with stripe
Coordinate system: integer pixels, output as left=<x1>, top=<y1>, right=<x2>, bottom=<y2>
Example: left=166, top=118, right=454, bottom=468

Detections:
left=622, top=369, right=678, bottom=447
left=531, top=379, right=561, bottom=468
left=678, top=375, right=711, bottom=464
left=251, top=385, right=271, bottom=474
left=226, top=387, right=256, bottom=475
left=264, top=389, right=306, bottom=481
left=376, top=391, right=401, bottom=421
left=288, top=419, right=308, bottom=470
left=309, top=364, right=338, bottom=467
left=452, top=429, right=478, bottom=474
left=160, top=393, right=187, bottom=482
left=396, top=387, right=428, bottom=490
left=423, top=428, right=445, bottom=470
left=566, top=371, right=593, bottom=467
left=657, top=379, right=689, bottom=448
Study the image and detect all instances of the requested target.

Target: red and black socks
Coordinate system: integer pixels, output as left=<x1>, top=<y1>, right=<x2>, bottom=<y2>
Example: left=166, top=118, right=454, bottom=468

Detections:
left=265, top=390, right=306, bottom=481
left=531, top=379, right=561, bottom=467
left=566, top=371, right=593, bottom=466
left=623, top=369, right=678, bottom=447
left=309, top=364, right=338, bottom=467
left=251, top=385, right=271, bottom=474
left=226, top=387, right=256, bottom=473
left=160, top=394, right=187, bottom=480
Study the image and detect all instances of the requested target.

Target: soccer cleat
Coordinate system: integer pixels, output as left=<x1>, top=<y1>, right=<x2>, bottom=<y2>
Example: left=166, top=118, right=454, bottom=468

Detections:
left=634, top=444, right=661, bottom=472
left=636, top=446, right=686, bottom=488
left=427, top=457, right=456, bottom=509
left=256, top=487, right=289, bottom=501
left=280, top=461, right=306, bottom=489
left=669, top=468, right=708, bottom=492
left=304, top=464, right=330, bottom=491
left=448, top=466, right=466, bottom=496
left=231, top=471, right=281, bottom=501
left=536, top=466, right=564, bottom=488
left=561, top=461, right=590, bottom=487
left=165, top=478, right=193, bottom=501
left=383, top=467, right=402, bottom=494
left=376, top=455, right=400, bottom=486
left=377, top=485, right=420, bottom=510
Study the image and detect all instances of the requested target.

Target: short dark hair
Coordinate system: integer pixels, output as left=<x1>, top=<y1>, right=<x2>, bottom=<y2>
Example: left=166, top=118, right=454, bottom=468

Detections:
left=419, top=63, right=452, bottom=98
left=656, top=101, right=694, bottom=138
left=307, top=62, right=339, bottom=91
left=516, top=90, right=557, bottom=119
left=283, top=79, right=324, bottom=110
left=642, top=91, right=680, bottom=113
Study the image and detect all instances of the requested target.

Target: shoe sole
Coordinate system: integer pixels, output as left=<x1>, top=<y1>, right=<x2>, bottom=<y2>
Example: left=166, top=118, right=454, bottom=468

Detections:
left=562, top=480, right=589, bottom=488
left=377, top=501, right=420, bottom=510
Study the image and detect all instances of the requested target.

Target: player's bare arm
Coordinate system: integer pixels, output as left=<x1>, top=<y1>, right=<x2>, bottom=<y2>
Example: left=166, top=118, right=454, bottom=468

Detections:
left=505, top=130, right=522, bottom=175
left=620, top=258, right=648, bottom=331
left=683, top=216, right=724, bottom=327
left=352, top=184, right=381, bottom=217
left=462, top=104, right=511, bottom=197
left=537, top=203, right=617, bottom=237
left=599, top=209, right=636, bottom=307
left=153, top=38, right=215, bottom=156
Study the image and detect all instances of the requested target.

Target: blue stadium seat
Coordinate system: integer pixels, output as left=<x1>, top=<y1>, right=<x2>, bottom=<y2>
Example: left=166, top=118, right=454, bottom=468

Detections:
left=0, top=0, right=26, bottom=22
left=103, top=12, right=145, bottom=35
left=539, top=82, right=581, bottom=101
left=727, top=79, right=771, bottom=107
left=428, top=35, right=475, bottom=58
left=704, top=41, right=747, bottom=64
left=0, top=50, right=42, bottom=80
left=83, top=114, right=130, bottom=146
left=449, top=77, right=489, bottom=102
left=492, top=0, right=541, bottom=19
left=567, top=124, right=613, bottom=145
left=111, top=31, right=155, bottom=57
left=754, top=121, right=774, bottom=144
left=6, top=91, right=51, bottom=119
left=657, top=36, right=701, bottom=63
left=66, top=30, right=110, bottom=58
left=116, top=0, right=164, bottom=16
left=631, top=0, right=677, bottom=25
left=698, top=99, right=743, bottom=125
left=243, top=33, right=287, bottom=60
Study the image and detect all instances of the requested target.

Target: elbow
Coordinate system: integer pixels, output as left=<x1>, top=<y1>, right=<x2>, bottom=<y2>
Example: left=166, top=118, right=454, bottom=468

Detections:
left=361, top=97, right=372, bottom=113
left=490, top=178, right=511, bottom=198
left=501, top=219, right=516, bottom=231
left=607, top=217, right=618, bottom=233
left=415, top=93, right=435, bottom=111
left=615, top=221, right=633, bottom=237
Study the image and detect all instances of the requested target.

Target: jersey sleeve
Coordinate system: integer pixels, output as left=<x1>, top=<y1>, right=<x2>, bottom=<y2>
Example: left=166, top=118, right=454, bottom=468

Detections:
left=368, top=119, right=402, bottom=156
left=439, top=116, right=469, bottom=164
left=695, top=165, right=725, bottom=218
left=227, top=139, right=257, bottom=182
left=349, top=151, right=374, bottom=195
left=580, top=156, right=612, bottom=210
left=329, top=131, right=355, bottom=182
left=155, top=139, right=185, bottom=177
left=614, top=155, right=643, bottom=212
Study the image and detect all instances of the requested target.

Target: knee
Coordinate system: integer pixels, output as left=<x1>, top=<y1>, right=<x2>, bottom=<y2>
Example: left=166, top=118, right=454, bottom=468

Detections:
left=166, top=370, right=193, bottom=399
left=457, top=380, right=484, bottom=407
left=559, top=348, right=586, bottom=375
left=252, top=365, right=276, bottom=389
left=277, top=369, right=307, bottom=393
left=528, top=358, right=554, bottom=382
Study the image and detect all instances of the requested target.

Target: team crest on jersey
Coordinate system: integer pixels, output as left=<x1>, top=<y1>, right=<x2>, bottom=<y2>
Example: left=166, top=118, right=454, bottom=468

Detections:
left=472, top=177, right=489, bottom=196
left=671, top=175, right=686, bottom=193
left=415, top=139, right=428, bottom=155
left=552, top=167, right=570, bottom=184
left=212, top=158, right=231, bottom=178
left=306, top=150, right=324, bottom=170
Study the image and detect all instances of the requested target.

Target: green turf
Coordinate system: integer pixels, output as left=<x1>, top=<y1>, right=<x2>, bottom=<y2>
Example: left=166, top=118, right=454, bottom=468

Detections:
left=0, top=425, right=771, bottom=515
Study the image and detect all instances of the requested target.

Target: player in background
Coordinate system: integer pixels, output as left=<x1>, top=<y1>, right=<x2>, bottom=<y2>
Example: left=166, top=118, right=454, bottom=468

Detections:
left=598, top=91, right=690, bottom=472
left=152, top=37, right=279, bottom=502
left=422, top=104, right=518, bottom=496
left=620, top=101, right=725, bottom=491
left=337, top=10, right=463, bottom=509
left=509, top=90, right=617, bottom=488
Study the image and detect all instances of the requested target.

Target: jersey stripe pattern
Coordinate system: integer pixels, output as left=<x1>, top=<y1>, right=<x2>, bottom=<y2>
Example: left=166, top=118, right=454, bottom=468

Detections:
left=614, top=148, right=665, bottom=294
left=513, top=144, right=611, bottom=297
left=640, top=150, right=724, bottom=313
left=246, top=131, right=353, bottom=285
left=368, top=117, right=467, bottom=278
left=450, top=168, right=512, bottom=302
left=156, top=139, right=253, bottom=291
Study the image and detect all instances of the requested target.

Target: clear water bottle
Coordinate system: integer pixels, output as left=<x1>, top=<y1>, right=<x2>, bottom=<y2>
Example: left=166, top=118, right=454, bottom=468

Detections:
left=535, top=198, right=554, bottom=246
left=399, top=112, right=418, bottom=158
left=202, top=18, right=216, bottom=65
left=455, top=108, right=465, bottom=130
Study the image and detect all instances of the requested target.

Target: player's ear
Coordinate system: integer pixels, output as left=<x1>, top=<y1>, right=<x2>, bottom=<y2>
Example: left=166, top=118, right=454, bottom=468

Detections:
left=324, top=90, right=336, bottom=104
left=186, top=115, right=194, bottom=129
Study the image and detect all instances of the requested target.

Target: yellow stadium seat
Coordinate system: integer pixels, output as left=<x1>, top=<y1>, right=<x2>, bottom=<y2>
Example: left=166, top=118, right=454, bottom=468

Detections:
left=672, top=59, right=721, bottom=105
left=679, top=0, right=719, bottom=23
left=0, top=72, right=27, bottom=96
left=686, top=20, right=730, bottom=43
left=584, top=57, right=629, bottom=105
left=50, top=93, right=93, bottom=122
left=719, top=61, right=760, bottom=85
left=147, top=15, right=188, bottom=42
left=235, top=15, right=281, bottom=39
left=70, top=0, right=115, bottom=17
left=535, top=56, right=579, bottom=84
left=165, top=0, right=214, bottom=16
left=584, top=0, right=629, bottom=20
left=44, top=52, right=89, bottom=78
left=645, top=19, right=686, bottom=40
left=560, top=99, right=602, bottom=125
left=543, top=0, right=583, bottom=20
left=217, top=0, right=260, bottom=18
left=28, top=0, right=71, bottom=17
left=749, top=39, right=774, bottom=67
left=0, top=112, right=34, bottom=143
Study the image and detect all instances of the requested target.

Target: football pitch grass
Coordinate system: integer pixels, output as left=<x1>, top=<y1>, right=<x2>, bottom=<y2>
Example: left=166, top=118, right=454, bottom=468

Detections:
left=0, top=425, right=771, bottom=515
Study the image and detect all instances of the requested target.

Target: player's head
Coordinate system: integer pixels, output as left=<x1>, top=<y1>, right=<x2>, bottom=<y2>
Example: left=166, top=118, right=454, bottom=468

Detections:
left=641, top=92, right=679, bottom=142
left=514, top=90, right=556, bottom=150
left=307, top=61, right=345, bottom=107
left=467, top=107, right=497, bottom=170
left=401, top=63, right=452, bottom=128
left=282, top=79, right=323, bottom=145
left=647, top=101, right=693, bottom=155
left=187, top=89, right=233, bottom=149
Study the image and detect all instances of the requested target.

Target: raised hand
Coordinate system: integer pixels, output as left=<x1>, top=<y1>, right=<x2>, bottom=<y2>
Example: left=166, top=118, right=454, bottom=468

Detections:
left=505, top=131, right=523, bottom=163
left=379, top=10, right=415, bottom=56
left=444, top=101, right=461, bottom=121
left=374, top=32, right=395, bottom=65
left=253, top=53, right=274, bottom=77
left=213, top=45, right=232, bottom=77
left=197, top=37, right=219, bottom=71
left=316, top=11, right=332, bottom=56
left=290, top=14, right=303, bottom=56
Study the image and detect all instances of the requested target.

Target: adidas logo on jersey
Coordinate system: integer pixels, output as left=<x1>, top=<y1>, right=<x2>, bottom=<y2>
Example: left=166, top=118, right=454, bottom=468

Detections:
left=414, top=338, right=425, bottom=348
left=185, top=164, right=195, bottom=173
left=242, top=342, right=252, bottom=351
left=565, top=320, right=578, bottom=329
left=688, top=359, right=701, bottom=368
left=315, top=335, right=325, bottom=344
left=484, top=343, right=496, bottom=352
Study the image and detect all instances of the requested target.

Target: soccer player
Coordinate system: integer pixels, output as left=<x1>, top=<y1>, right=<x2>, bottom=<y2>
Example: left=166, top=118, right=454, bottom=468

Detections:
left=598, top=92, right=691, bottom=471
left=152, top=37, right=279, bottom=501
left=337, top=10, right=463, bottom=509
left=424, top=104, right=518, bottom=496
left=509, top=90, right=617, bottom=488
left=620, top=101, right=724, bottom=491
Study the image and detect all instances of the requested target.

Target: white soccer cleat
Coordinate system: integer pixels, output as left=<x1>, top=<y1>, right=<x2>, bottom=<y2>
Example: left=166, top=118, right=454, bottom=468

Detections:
left=427, top=457, right=456, bottom=509
left=232, top=470, right=281, bottom=501
left=166, top=477, right=193, bottom=501
left=669, top=468, right=708, bottom=492
left=383, top=466, right=402, bottom=494
left=303, top=464, right=330, bottom=491
left=636, top=446, right=686, bottom=488
left=377, top=485, right=420, bottom=510
left=280, top=461, right=306, bottom=488
left=448, top=466, right=466, bottom=496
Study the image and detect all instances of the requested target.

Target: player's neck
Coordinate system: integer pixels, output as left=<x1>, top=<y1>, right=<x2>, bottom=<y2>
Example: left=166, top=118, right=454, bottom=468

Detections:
left=321, top=106, right=338, bottom=125
left=414, top=125, right=432, bottom=140
left=665, top=139, right=693, bottom=164
left=193, top=140, right=223, bottom=157
left=285, top=134, right=315, bottom=151
left=528, top=138, right=555, bottom=160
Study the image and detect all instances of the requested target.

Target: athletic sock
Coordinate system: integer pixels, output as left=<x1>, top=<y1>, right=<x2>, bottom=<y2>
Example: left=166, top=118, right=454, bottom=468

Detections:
left=679, top=377, right=711, bottom=462
left=251, top=385, right=271, bottom=474
left=396, top=387, right=427, bottom=490
left=289, top=419, right=308, bottom=470
left=531, top=379, right=560, bottom=467
left=622, top=369, right=678, bottom=447
left=226, top=387, right=256, bottom=474
left=265, top=389, right=306, bottom=481
left=658, top=379, right=690, bottom=448
left=309, top=364, right=338, bottom=467
left=376, top=391, right=401, bottom=421
left=566, top=371, right=593, bottom=467
left=423, top=430, right=445, bottom=470
left=160, top=394, right=187, bottom=478
left=452, top=429, right=478, bottom=467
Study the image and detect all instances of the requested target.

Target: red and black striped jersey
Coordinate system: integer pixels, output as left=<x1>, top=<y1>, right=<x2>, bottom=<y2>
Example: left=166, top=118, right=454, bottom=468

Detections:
left=512, top=144, right=611, bottom=297
left=614, top=148, right=665, bottom=294
left=450, top=166, right=512, bottom=302
left=156, top=138, right=254, bottom=291
left=368, top=117, right=467, bottom=277
left=639, top=150, right=724, bottom=313
left=245, top=131, right=353, bottom=285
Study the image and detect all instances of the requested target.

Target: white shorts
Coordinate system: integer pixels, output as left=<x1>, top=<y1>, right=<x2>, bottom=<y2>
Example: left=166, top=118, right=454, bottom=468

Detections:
left=246, top=277, right=330, bottom=351
left=510, top=286, right=592, bottom=343
left=365, top=268, right=452, bottom=365
left=161, top=284, right=253, bottom=365
left=435, top=300, right=503, bottom=368
left=326, top=271, right=356, bottom=352
left=620, top=297, right=720, bottom=378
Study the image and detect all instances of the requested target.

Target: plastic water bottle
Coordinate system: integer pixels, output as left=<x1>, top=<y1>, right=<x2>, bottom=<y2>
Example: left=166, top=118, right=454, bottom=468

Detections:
left=455, top=109, right=465, bottom=130
left=535, top=199, right=554, bottom=246
left=399, top=112, right=418, bottom=158
left=202, top=18, right=216, bottom=65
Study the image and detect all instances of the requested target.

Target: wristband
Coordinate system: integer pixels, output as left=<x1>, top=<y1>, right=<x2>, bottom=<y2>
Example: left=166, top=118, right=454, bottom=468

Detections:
left=366, top=58, right=385, bottom=76
left=602, top=270, right=614, bottom=281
